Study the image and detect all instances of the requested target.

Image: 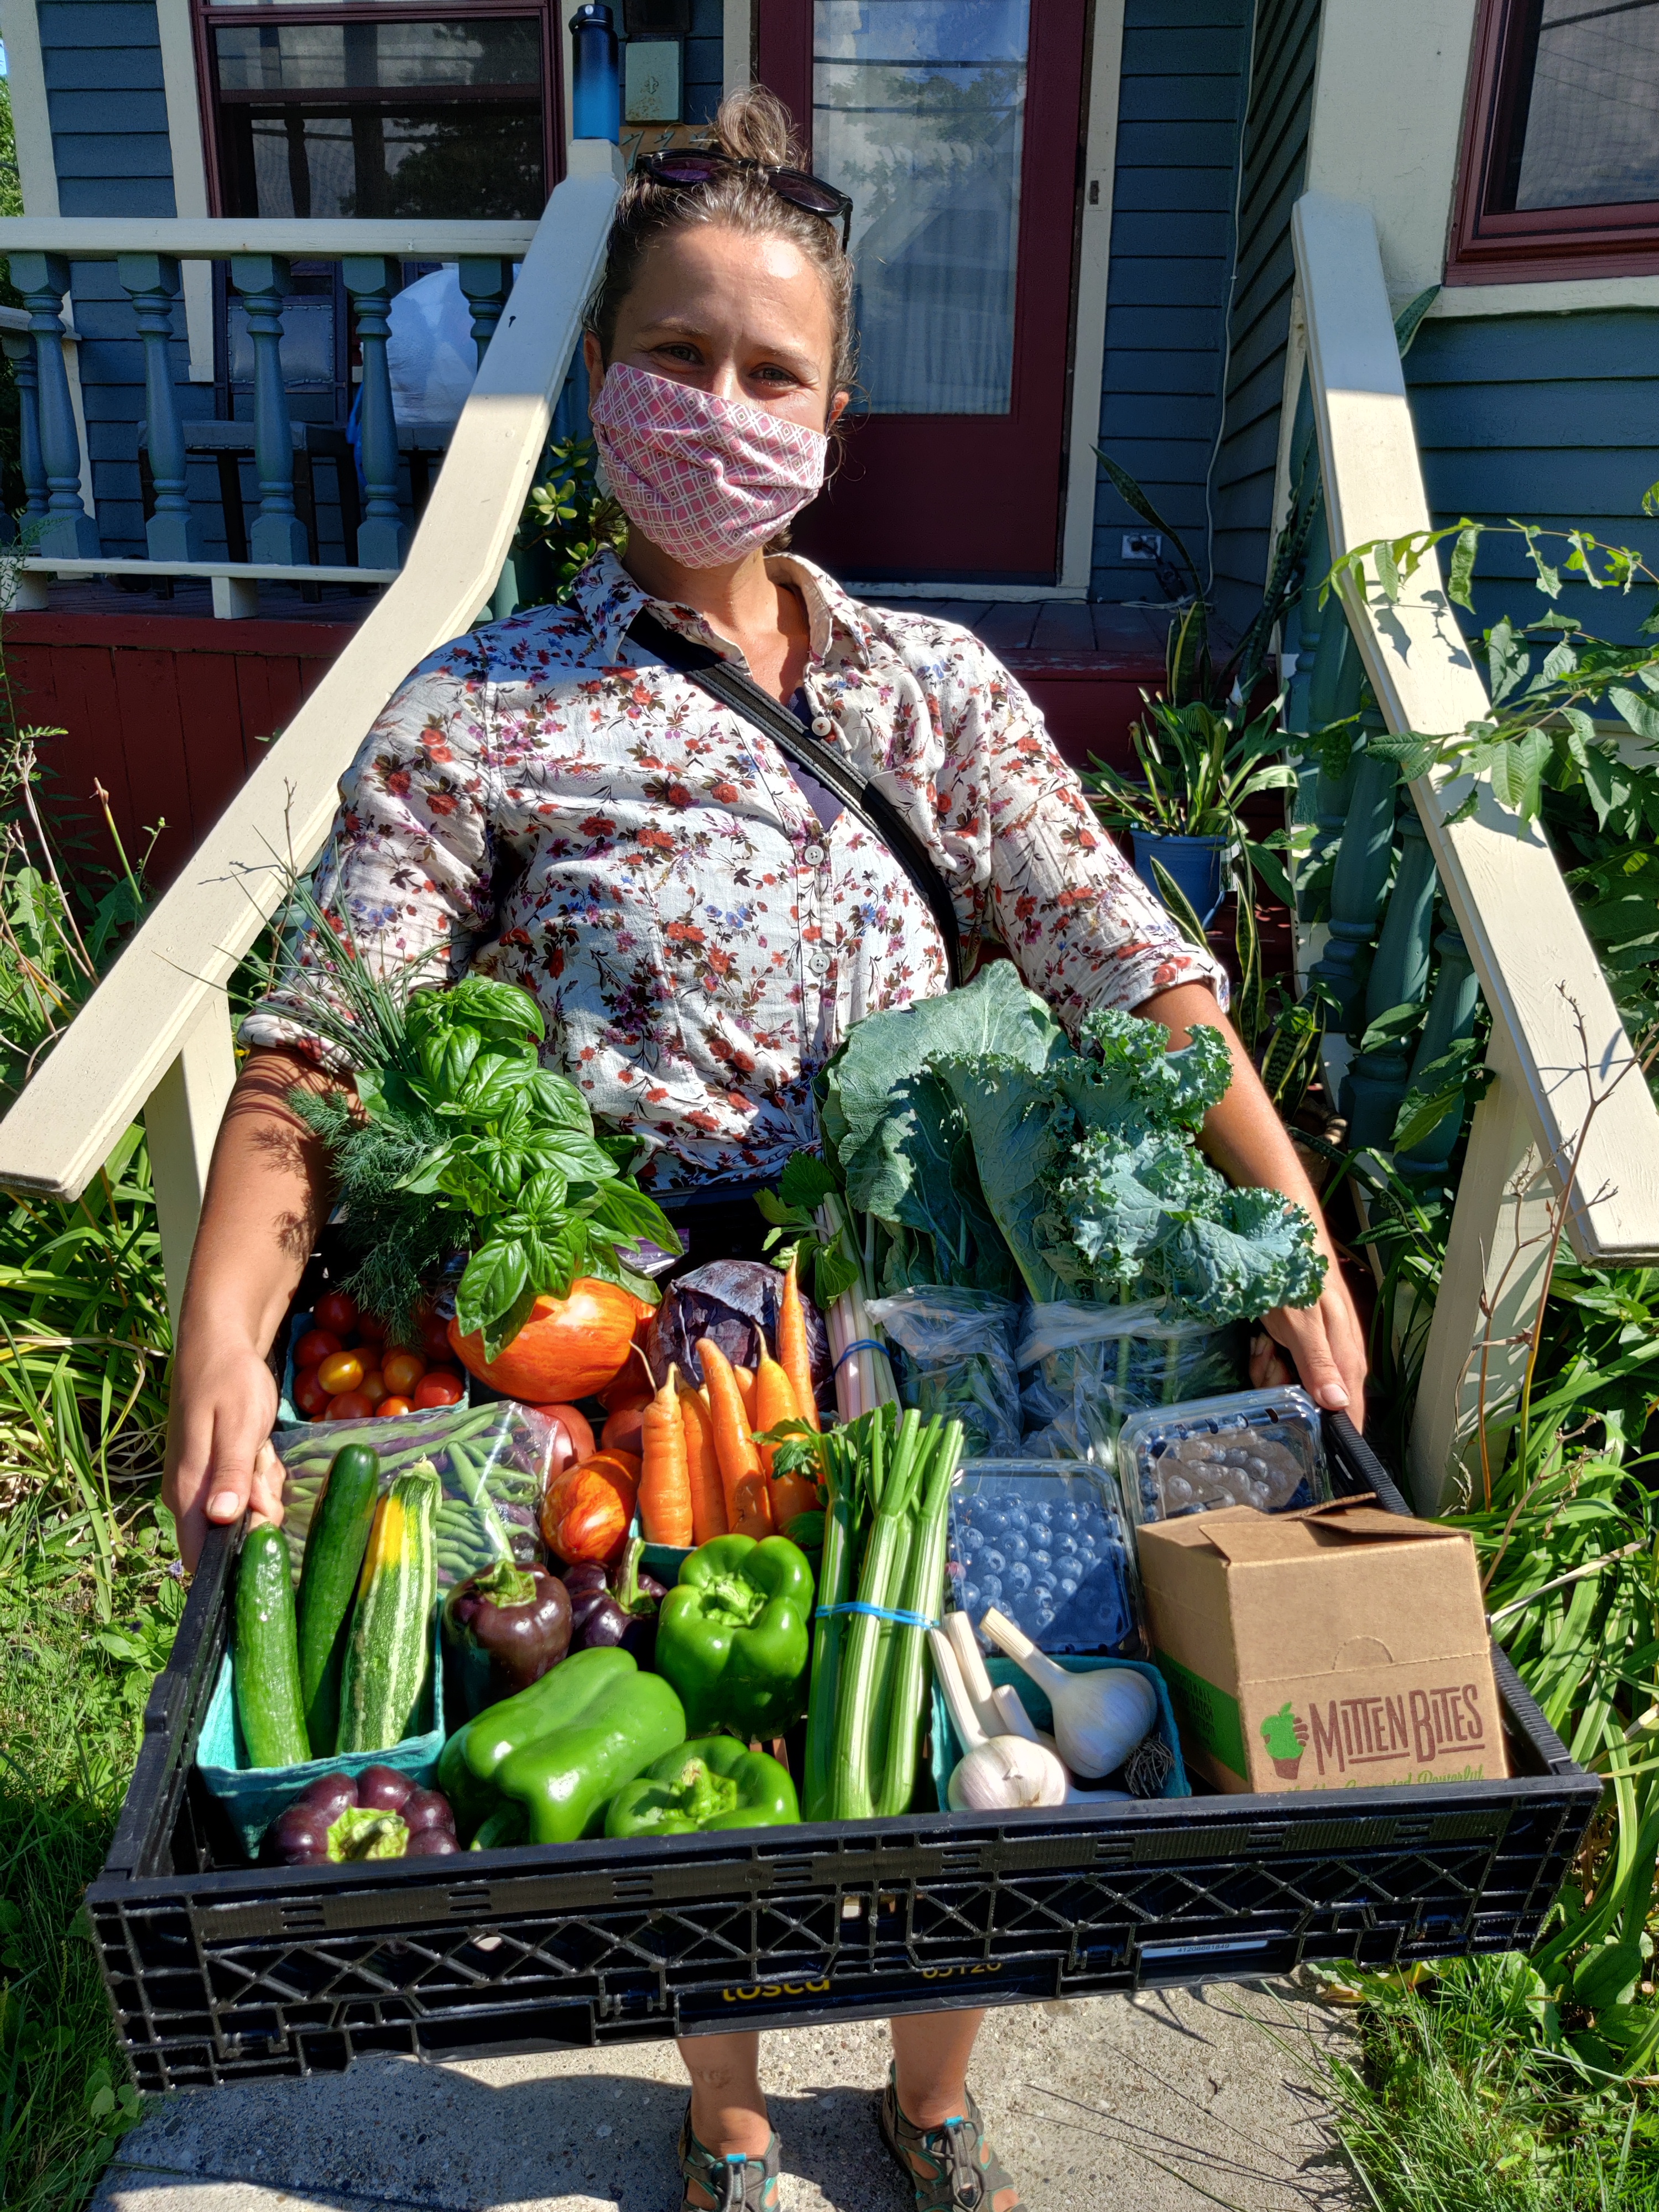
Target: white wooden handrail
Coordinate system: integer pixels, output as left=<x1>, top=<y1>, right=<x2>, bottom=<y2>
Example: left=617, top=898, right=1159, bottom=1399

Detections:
left=0, top=145, right=622, bottom=1311
left=1293, top=192, right=1659, bottom=1507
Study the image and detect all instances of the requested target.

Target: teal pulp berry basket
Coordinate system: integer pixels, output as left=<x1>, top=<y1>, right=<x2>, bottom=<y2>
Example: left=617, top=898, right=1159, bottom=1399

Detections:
left=930, top=1651, right=1188, bottom=1812
left=195, top=1607, right=446, bottom=1860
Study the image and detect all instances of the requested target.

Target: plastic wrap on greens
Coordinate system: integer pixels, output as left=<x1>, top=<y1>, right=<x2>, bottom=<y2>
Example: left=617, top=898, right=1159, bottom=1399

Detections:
left=644, top=1259, right=831, bottom=1405
left=1016, top=1301, right=1247, bottom=1462
left=868, top=1287, right=1022, bottom=1460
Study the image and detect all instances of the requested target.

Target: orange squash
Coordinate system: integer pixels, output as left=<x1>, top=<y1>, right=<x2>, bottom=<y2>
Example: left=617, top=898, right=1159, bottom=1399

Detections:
left=540, top=1448, right=642, bottom=1567
left=447, top=1278, right=638, bottom=1401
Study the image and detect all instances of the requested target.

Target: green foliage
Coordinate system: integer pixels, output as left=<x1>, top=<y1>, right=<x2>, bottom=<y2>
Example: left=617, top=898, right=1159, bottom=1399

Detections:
left=274, top=900, right=675, bottom=1352
left=507, top=436, right=627, bottom=609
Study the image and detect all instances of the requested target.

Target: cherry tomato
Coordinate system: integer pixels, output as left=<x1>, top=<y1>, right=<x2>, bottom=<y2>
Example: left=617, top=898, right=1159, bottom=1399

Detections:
left=416, top=1308, right=453, bottom=1360
left=356, top=1311, right=388, bottom=1344
left=313, top=1290, right=358, bottom=1338
left=316, top=1349, right=366, bottom=1397
left=377, top=1395, right=414, bottom=1418
left=294, top=1328, right=341, bottom=1370
left=381, top=1349, right=426, bottom=1397
left=359, top=1370, right=387, bottom=1407
left=412, top=1369, right=465, bottom=1409
left=293, top=1366, right=329, bottom=1418
left=327, top=1390, right=374, bottom=1421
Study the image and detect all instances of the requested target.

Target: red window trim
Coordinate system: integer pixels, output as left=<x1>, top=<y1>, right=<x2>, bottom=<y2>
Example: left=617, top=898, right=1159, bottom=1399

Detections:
left=1449, top=0, right=1659, bottom=283
left=191, top=0, right=566, bottom=219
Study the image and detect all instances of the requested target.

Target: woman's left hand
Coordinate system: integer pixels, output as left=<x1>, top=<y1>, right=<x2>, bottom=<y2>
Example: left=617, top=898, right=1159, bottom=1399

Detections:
left=1250, top=1266, right=1369, bottom=1427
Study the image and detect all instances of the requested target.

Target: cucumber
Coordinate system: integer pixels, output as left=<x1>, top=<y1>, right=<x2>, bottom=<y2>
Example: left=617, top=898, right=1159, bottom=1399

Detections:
left=295, top=1442, right=382, bottom=1756
left=336, top=1457, right=440, bottom=1754
left=234, top=1522, right=311, bottom=1768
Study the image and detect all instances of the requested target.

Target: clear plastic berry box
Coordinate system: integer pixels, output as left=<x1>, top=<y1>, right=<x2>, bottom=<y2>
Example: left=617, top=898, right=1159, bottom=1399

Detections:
left=1116, top=1385, right=1330, bottom=1528
left=946, top=1459, right=1143, bottom=1657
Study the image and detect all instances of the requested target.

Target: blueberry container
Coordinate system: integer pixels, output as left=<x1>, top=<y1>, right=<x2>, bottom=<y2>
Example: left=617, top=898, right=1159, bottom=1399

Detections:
left=947, top=1459, right=1142, bottom=1657
left=1117, top=1386, right=1330, bottom=1529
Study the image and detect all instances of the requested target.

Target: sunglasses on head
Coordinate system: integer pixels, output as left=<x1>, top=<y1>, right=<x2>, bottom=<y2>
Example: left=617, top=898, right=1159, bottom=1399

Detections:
left=634, top=150, right=853, bottom=250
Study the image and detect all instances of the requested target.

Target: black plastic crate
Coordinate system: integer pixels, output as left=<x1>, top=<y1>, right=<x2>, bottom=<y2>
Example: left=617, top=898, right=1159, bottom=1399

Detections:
left=90, top=1416, right=1600, bottom=2091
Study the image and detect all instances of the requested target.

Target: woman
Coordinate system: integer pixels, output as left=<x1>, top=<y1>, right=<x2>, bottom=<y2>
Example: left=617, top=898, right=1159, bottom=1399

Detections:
left=164, top=87, right=1365, bottom=2212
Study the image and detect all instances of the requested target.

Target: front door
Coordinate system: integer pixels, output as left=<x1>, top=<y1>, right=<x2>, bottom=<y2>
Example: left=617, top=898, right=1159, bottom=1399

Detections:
left=759, top=0, right=1088, bottom=583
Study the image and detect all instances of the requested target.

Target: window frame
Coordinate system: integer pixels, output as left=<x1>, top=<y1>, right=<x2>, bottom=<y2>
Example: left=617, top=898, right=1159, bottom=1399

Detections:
left=1449, top=0, right=1659, bottom=283
left=191, top=0, right=566, bottom=221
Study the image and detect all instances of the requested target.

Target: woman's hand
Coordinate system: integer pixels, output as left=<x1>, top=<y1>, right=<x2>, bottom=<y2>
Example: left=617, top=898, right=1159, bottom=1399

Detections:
left=164, top=1333, right=285, bottom=1572
left=161, top=1046, right=338, bottom=1570
left=1135, top=982, right=1370, bottom=1430
left=1250, top=1266, right=1369, bottom=1424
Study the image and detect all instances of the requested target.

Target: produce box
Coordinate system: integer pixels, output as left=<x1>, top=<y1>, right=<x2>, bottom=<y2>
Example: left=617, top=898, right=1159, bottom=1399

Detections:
left=1139, top=1499, right=1508, bottom=1794
left=90, top=1419, right=1598, bottom=2093
left=195, top=1609, right=447, bottom=1861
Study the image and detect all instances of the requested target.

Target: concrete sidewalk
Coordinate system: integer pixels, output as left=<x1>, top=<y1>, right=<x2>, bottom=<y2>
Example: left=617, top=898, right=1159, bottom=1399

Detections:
left=92, top=1984, right=1361, bottom=2212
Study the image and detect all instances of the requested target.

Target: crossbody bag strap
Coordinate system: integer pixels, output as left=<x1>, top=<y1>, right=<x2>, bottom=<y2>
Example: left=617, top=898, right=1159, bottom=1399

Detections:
left=627, top=609, right=962, bottom=987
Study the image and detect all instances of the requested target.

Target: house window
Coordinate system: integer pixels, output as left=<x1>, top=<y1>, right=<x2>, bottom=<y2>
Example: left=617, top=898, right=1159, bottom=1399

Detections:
left=1451, top=0, right=1659, bottom=279
left=197, top=2, right=562, bottom=221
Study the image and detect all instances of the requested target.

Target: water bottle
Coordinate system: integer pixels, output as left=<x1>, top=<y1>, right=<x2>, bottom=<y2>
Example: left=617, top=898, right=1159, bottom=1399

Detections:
left=570, top=3, right=621, bottom=143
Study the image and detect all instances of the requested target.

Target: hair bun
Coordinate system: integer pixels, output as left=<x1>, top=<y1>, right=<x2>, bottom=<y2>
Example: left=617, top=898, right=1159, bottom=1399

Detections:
left=712, top=84, right=799, bottom=170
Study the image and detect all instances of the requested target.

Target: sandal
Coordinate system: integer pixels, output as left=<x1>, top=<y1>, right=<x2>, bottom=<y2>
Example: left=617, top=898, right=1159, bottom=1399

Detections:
left=878, top=2069, right=1027, bottom=2212
left=677, top=2100, right=782, bottom=2212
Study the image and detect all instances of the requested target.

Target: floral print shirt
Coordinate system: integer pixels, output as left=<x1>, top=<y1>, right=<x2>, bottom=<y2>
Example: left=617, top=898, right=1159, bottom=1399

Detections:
left=242, top=547, right=1226, bottom=1192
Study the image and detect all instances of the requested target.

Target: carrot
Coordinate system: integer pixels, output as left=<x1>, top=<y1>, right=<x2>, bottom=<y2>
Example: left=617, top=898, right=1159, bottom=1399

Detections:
left=778, top=1255, right=820, bottom=1433
left=755, top=1351, right=822, bottom=1524
left=698, top=1338, right=771, bottom=1538
left=733, top=1364, right=757, bottom=1424
left=638, top=1369, right=693, bottom=1548
left=680, top=1374, right=728, bottom=1546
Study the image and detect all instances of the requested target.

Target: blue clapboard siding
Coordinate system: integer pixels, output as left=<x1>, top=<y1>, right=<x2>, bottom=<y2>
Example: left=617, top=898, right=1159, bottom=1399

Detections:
left=1208, top=0, right=1321, bottom=634
left=683, top=0, right=726, bottom=126
left=40, top=0, right=181, bottom=554
left=1405, top=309, right=1659, bottom=648
left=1091, top=0, right=1250, bottom=603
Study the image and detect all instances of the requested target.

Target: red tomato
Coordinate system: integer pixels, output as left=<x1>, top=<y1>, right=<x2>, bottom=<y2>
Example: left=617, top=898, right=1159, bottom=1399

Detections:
left=293, top=1366, right=329, bottom=1418
left=312, top=1290, right=359, bottom=1338
left=356, top=1311, right=388, bottom=1343
left=419, top=1310, right=454, bottom=1360
left=327, top=1390, right=374, bottom=1421
left=377, top=1395, right=414, bottom=1418
left=382, top=1349, right=426, bottom=1397
left=529, top=1402, right=596, bottom=1470
left=294, top=1328, right=341, bottom=1370
left=412, top=1370, right=465, bottom=1409
left=317, top=1349, right=366, bottom=1396
left=359, top=1370, right=387, bottom=1407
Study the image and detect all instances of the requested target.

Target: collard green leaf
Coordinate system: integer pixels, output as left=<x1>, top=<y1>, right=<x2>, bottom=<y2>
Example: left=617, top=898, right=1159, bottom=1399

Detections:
left=930, top=1053, right=1071, bottom=1303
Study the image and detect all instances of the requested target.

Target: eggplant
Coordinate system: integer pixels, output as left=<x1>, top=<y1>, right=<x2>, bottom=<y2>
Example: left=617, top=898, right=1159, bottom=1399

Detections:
left=263, top=1771, right=457, bottom=1865
left=444, top=1559, right=572, bottom=1715
left=645, top=1260, right=830, bottom=1407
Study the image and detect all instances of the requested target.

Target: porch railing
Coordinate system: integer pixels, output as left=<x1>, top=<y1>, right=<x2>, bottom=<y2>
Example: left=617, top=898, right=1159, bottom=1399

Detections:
left=0, top=144, right=622, bottom=1319
left=1291, top=192, right=1659, bottom=1510
left=0, top=215, right=543, bottom=617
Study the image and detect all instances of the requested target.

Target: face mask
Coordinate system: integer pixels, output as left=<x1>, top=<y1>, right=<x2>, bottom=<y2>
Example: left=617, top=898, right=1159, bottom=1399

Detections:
left=589, top=362, right=828, bottom=569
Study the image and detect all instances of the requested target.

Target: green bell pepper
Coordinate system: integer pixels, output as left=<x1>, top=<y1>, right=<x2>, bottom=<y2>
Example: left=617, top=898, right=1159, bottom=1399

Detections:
left=654, top=1534, right=814, bottom=1740
left=604, top=1737, right=800, bottom=1837
left=437, top=1645, right=685, bottom=1845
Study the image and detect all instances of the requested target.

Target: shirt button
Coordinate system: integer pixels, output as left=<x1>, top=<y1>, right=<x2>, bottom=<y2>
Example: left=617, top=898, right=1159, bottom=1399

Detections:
left=804, top=842, right=826, bottom=866
left=811, top=716, right=834, bottom=738
left=808, top=947, right=832, bottom=978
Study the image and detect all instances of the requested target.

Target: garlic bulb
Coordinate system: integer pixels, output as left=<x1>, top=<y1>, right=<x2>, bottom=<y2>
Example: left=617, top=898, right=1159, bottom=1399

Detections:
left=949, top=1736, right=1069, bottom=1811
left=930, top=1627, right=1070, bottom=1811
left=979, top=1608, right=1157, bottom=1780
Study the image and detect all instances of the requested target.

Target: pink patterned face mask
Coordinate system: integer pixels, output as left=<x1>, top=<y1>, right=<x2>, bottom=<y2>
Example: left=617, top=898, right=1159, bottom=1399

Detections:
left=589, top=362, right=828, bottom=568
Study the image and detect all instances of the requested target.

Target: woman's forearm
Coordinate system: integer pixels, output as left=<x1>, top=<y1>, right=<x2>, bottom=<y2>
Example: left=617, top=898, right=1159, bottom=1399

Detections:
left=163, top=1045, right=341, bottom=1567
left=1134, top=981, right=1368, bottom=1418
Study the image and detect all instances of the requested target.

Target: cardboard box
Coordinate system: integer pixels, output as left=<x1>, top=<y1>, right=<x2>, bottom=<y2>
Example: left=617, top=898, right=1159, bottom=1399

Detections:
left=1138, top=1499, right=1507, bottom=1794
